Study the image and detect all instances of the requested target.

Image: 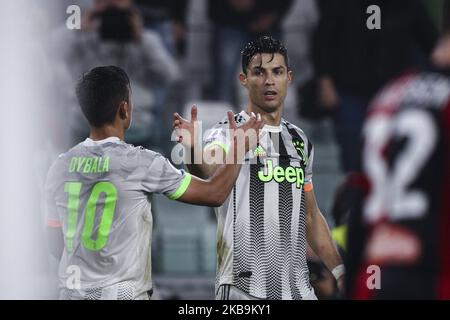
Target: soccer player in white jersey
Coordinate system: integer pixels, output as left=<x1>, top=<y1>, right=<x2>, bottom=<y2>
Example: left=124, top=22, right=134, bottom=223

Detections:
left=44, top=66, right=264, bottom=300
left=174, top=36, right=344, bottom=300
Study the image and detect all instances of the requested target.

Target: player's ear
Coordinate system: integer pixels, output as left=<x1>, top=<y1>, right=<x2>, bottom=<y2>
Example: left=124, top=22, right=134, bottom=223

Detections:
left=118, top=101, right=129, bottom=120
left=239, top=72, right=247, bottom=87
left=287, top=70, right=293, bottom=84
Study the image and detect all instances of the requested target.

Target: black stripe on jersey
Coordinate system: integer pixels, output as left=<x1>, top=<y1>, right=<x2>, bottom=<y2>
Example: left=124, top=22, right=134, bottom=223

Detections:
left=283, top=123, right=312, bottom=298
left=233, top=185, right=248, bottom=291
left=221, top=285, right=230, bottom=300
left=265, top=132, right=292, bottom=300
left=234, top=181, right=250, bottom=294
left=307, top=140, right=313, bottom=159
left=280, top=131, right=303, bottom=300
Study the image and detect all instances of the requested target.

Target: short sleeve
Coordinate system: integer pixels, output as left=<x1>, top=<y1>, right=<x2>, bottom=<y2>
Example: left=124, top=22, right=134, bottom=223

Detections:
left=141, top=153, right=192, bottom=200
left=203, top=125, right=230, bottom=155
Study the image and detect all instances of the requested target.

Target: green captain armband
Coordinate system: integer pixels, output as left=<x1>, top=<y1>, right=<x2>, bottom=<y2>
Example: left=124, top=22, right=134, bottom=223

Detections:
left=169, top=173, right=192, bottom=200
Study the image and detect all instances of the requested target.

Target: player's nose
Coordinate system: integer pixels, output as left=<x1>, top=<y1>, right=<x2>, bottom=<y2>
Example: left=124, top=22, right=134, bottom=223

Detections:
left=265, top=74, right=275, bottom=86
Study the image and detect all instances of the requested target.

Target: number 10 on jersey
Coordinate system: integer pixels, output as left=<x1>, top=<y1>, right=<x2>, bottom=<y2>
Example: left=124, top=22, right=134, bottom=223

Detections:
left=64, top=182, right=118, bottom=252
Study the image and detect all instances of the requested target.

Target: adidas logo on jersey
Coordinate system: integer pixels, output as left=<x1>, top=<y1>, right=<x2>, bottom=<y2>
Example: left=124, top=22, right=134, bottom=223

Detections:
left=254, top=145, right=267, bottom=157
left=258, top=159, right=305, bottom=189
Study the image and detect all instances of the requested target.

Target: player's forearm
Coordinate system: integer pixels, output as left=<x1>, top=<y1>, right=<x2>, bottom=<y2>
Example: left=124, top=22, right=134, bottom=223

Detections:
left=204, top=139, right=243, bottom=205
left=307, top=210, right=343, bottom=272
left=186, top=162, right=211, bottom=180
left=185, top=146, right=222, bottom=179
left=205, top=164, right=241, bottom=206
left=179, top=139, right=243, bottom=206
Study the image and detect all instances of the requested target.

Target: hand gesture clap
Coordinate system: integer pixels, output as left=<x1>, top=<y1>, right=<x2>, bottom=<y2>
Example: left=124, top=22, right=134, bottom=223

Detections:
left=227, top=111, right=264, bottom=154
left=173, top=105, right=199, bottom=149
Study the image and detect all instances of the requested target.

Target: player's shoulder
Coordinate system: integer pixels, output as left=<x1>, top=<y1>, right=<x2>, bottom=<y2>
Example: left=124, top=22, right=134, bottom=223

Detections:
left=411, top=71, right=450, bottom=110
left=45, top=146, right=80, bottom=185
left=46, top=153, right=66, bottom=177
left=281, top=119, right=310, bottom=142
left=112, top=142, right=168, bottom=167
left=54, top=140, right=162, bottom=168
left=372, top=70, right=450, bottom=113
left=49, top=143, right=83, bottom=168
left=281, top=119, right=306, bottom=134
left=135, top=146, right=165, bottom=163
left=403, top=70, right=450, bottom=101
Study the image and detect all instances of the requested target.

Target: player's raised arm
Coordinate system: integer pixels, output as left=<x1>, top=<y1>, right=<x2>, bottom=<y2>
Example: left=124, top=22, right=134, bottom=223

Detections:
left=173, top=105, right=226, bottom=179
left=175, top=111, right=264, bottom=207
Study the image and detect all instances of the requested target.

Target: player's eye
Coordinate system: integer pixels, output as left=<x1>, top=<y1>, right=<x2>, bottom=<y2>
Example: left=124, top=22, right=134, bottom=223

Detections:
left=274, top=69, right=284, bottom=75
left=253, top=69, right=264, bottom=76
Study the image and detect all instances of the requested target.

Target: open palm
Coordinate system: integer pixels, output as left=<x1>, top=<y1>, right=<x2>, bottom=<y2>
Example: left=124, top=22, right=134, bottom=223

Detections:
left=173, top=105, right=199, bottom=149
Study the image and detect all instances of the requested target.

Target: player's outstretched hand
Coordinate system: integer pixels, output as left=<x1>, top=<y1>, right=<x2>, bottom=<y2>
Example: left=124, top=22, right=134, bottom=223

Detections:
left=173, top=105, right=198, bottom=149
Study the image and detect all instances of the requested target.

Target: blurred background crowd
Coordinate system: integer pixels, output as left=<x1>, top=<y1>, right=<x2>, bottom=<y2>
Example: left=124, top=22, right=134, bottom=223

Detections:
left=30, top=0, right=445, bottom=299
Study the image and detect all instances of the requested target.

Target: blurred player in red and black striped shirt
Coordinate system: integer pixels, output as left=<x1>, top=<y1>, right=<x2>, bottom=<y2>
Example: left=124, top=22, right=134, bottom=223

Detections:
left=347, top=12, right=450, bottom=299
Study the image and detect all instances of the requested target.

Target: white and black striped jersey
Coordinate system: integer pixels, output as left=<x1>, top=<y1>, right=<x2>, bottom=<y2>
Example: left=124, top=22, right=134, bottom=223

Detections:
left=204, top=111, right=316, bottom=300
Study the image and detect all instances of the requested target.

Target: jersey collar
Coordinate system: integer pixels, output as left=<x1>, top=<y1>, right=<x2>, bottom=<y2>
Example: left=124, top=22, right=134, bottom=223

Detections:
left=83, top=137, right=122, bottom=146
left=239, top=110, right=283, bottom=133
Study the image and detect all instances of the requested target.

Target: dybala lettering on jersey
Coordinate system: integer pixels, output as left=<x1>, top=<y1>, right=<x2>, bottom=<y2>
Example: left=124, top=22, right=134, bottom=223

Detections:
left=68, top=156, right=110, bottom=174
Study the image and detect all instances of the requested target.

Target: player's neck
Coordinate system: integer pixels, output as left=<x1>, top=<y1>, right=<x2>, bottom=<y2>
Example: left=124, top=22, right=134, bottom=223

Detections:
left=89, top=125, right=124, bottom=142
left=246, top=104, right=283, bottom=127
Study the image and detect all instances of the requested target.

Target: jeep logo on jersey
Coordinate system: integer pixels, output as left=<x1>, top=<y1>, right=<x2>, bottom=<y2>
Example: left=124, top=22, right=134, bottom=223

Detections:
left=258, top=159, right=305, bottom=189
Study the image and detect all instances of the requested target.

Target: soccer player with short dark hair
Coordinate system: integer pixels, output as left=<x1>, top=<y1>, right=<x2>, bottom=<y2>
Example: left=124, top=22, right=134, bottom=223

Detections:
left=44, top=66, right=263, bottom=300
left=174, top=37, right=344, bottom=300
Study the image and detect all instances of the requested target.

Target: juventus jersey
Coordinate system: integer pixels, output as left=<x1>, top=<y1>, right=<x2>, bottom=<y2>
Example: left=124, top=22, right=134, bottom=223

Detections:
left=204, top=111, right=316, bottom=300
left=351, top=71, right=450, bottom=299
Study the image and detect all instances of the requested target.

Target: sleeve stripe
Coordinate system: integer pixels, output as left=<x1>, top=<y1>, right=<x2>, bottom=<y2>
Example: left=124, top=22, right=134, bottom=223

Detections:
left=46, top=219, right=62, bottom=228
left=304, top=182, right=314, bottom=192
left=169, top=173, right=192, bottom=200
left=204, top=141, right=229, bottom=155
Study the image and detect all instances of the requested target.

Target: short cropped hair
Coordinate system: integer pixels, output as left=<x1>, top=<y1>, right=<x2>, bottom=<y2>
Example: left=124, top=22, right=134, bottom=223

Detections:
left=76, top=66, right=131, bottom=128
left=241, top=36, right=290, bottom=74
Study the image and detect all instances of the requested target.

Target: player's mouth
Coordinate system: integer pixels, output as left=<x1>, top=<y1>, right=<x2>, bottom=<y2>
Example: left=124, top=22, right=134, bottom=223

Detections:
left=264, top=90, right=278, bottom=101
